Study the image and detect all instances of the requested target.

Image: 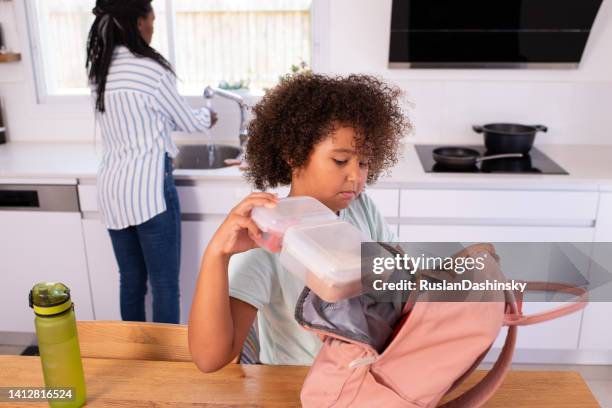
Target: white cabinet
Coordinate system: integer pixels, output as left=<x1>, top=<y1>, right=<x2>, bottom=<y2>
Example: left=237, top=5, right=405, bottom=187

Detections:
left=579, top=192, right=612, bottom=351
left=398, top=224, right=595, bottom=242
left=594, top=192, right=612, bottom=241
left=399, top=189, right=598, bottom=223
left=82, top=216, right=223, bottom=324
left=397, top=188, right=599, bottom=353
left=178, top=183, right=251, bottom=214
left=265, top=186, right=400, bottom=218
left=80, top=180, right=230, bottom=323
left=81, top=219, right=120, bottom=320
left=79, top=181, right=236, bottom=323
left=398, top=224, right=588, bottom=351
left=79, top=182, right=251, bottom=215
left=178, top=218, right=223, bottom=324
left=579, top=303, right=612, bottom=350
left=366, top=188, right=399, bottom=217
left=76, top=181, right=610, bottom=357
left=0, top=211, right=94, bottom=332
left=397, top=187, right=597, bottom=243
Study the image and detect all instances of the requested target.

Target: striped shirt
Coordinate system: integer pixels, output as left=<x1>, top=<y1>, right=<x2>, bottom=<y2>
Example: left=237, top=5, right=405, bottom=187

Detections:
left=93, top=45, right=211, bottom=230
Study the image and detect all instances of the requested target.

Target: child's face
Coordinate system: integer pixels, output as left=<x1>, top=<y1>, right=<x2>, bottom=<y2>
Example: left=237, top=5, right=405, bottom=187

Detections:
left=291, top=126, right=368, bottom=212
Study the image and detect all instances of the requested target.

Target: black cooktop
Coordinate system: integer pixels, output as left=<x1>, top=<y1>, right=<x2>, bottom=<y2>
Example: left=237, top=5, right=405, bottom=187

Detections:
left=415, top=145, right=568, bottom=175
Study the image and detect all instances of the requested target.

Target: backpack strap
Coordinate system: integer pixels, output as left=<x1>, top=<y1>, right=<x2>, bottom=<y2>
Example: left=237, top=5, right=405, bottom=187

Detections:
left=504, top=281, right=588, bottom=326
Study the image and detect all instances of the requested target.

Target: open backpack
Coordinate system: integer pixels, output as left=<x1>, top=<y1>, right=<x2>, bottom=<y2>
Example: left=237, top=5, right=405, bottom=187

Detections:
left=295, top=243, right=588, bottom=408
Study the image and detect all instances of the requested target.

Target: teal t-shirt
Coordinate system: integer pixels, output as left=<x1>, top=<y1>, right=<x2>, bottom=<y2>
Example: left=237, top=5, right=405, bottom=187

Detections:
left=228, top=192, right=397, bottom=365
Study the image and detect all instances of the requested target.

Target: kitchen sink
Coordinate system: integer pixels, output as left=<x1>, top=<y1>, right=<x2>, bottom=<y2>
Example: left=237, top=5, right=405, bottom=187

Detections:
left=173, top=144, right=243, bottom=170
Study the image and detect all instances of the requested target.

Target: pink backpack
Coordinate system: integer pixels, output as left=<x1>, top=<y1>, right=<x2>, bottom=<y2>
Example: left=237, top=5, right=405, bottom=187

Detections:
left=295, top=243, right=587, bottom=408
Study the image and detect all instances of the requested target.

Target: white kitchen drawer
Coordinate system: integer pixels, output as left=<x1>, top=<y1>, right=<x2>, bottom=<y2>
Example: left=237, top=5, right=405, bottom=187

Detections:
left=366, top=188, right=399, bottom=217
left=78, top=184, right=98, bottom=212
left=261, top=186, right=399, bottom=217
left=399, top=224, right=595, bottom=242
left=78, top=182, right=252, bottom=214
left=177, top=183, right=251, bottom=214
left=400, top=189, right=598, bottom=224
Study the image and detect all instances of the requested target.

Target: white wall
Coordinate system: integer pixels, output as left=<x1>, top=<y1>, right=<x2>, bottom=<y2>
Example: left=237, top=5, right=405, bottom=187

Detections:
left=1, top=0, right=612, bottom=145
left=326, top=0, right=612, bottom=145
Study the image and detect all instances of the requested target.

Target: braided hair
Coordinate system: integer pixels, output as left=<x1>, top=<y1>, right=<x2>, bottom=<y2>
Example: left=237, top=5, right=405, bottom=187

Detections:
left=86, top=0, right=173, bottom=112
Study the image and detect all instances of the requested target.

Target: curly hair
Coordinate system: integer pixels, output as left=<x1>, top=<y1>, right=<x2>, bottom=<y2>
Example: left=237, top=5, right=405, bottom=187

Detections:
left=244, top=73, right=410, bottom=190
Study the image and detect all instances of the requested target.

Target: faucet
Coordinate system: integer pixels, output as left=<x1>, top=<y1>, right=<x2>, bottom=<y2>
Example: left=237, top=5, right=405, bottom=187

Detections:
left=203, top=86, right=249, bottom=147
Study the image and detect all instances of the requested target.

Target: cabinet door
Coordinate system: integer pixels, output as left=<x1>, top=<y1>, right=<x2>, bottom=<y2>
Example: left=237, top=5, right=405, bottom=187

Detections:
left=0, top=212, right=94, bottom=332
left=579, top=303, right=612, bottom=350
left=82, top=217, right=223, bottom=324
left=594, top=192, right=612, bottom=242
left=398, top=224, right=590, bottom=350
left=366, top=188, right=399, bottom=217
left=580, top=192, right=612, bottom=350
left=179, top=218, right=223, bottom=324
left=81, top=218, right=121, bottom=320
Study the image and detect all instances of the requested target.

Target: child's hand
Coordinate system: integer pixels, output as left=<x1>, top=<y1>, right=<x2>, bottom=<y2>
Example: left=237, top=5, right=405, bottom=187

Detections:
left=207, top=192, right=279, bottom=257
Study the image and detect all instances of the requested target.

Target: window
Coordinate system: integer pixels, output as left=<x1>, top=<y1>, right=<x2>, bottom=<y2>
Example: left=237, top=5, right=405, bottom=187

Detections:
left=28, top=0, right=93, bottom=95
left=27, top=0, right=320, bottom=100
left=173, top=0, right=312, bottom=94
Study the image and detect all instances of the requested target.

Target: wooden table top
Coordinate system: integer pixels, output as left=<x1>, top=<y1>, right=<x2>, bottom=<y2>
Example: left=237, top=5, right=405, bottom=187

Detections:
left=0, top=355, right=600, bottom=407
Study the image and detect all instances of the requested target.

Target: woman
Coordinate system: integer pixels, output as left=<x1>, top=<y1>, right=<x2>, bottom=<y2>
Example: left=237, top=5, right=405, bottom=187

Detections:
left=86, top=0, right=216, bottom=323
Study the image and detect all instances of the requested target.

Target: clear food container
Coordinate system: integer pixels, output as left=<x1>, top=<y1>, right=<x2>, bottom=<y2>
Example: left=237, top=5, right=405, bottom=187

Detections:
left=251, top=196, right=337, bottom=253
left=280, top=220, right=368, bottom=302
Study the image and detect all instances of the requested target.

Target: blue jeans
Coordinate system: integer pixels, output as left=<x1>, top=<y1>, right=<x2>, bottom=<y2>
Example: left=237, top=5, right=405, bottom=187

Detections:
left=108, top=155, right=181, bottom=323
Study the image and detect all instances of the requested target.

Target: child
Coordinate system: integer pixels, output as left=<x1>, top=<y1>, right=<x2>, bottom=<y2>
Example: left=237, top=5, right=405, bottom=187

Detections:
left=188, top=73, right=409, bottom=372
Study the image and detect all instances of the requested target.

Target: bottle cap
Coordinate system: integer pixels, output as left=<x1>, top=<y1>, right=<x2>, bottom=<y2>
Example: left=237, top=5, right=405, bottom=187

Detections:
left=29, top=282, right=73, bottom=316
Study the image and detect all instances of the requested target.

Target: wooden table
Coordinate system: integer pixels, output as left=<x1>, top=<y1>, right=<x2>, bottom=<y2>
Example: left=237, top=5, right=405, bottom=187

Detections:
left=0, top=356, right=599, bottom=407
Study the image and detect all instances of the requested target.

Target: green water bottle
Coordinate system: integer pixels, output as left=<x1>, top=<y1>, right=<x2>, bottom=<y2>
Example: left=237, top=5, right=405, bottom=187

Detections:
left=29, top=282, right=87, bottom=408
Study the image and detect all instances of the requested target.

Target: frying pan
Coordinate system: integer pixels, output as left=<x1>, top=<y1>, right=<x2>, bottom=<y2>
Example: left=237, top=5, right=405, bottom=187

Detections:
left=432, top=147, right=523, bottom=169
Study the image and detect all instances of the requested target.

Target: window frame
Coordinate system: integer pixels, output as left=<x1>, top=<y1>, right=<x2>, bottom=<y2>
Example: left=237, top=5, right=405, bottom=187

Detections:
left=25, top=0, right=330, bottom=106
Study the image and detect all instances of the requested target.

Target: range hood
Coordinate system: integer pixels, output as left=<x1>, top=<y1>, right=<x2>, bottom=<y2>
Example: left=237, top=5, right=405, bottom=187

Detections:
left=389, top=0, right=603, bottom=69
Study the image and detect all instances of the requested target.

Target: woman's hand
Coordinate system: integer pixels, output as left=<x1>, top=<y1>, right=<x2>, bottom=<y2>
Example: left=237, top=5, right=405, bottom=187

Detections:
left=210, top=108, right=219, bottom=127
left=207, top=192, right=279, bottom=257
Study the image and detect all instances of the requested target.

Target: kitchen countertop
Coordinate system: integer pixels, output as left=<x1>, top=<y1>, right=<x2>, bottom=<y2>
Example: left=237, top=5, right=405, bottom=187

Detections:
left=1, top=141, right=612, bottom=191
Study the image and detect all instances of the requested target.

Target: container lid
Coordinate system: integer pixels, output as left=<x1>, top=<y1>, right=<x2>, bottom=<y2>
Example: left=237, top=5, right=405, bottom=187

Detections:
left=282, top=220, right=368, bottom=283
left=29, top=282, right=72, bottom=316
left=251, top=196, right=337, bottom=235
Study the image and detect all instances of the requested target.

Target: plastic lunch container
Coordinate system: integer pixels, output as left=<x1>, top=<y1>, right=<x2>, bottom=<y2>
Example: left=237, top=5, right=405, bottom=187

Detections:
left=280, top=220, right=368, bottom=302
left=251, top=196, right=337, bottom=253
